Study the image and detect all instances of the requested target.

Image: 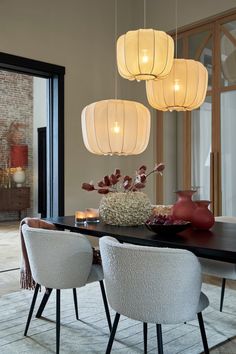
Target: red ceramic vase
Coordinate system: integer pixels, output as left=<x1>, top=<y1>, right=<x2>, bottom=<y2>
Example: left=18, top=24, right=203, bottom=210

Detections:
left=192, top=200, right=215, bottom=230
left=171, top=190, right=197, bottom=222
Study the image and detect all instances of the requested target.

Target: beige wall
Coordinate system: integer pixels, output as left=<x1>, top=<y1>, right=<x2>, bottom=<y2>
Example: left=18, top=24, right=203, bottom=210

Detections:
left=0, top=0, right=157, bottom=214
left=0, top=0, right=235, bottom=213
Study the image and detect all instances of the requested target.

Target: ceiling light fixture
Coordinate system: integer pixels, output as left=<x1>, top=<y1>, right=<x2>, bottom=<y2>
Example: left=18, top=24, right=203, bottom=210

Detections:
left=81, top=99, right=150, bottom=155
left=116, top=0, right=174, bottom=81
left=146, top=0, right=208, bottom=111
left=81, top=0, right=151, bottom=155
left=146, top=58, right=208, bottom=111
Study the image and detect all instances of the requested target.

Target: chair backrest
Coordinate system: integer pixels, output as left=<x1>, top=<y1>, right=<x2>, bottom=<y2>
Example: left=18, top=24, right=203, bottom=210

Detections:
left=99, top=236, right=203, bottom=324
left=22, top=224, right=93, bottom=289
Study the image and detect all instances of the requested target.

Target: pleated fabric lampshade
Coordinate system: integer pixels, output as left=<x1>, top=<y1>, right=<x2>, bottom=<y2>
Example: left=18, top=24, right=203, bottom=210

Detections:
left=146, top=59, right=208, bottom=111
left=117, top=29, right=174, bottom=81
left=81, top=99, right=150, bottom=155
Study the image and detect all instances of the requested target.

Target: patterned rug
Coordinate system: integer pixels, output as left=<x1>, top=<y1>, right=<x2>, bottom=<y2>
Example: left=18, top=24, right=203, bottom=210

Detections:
left=0, top=282, right=236, bottom=353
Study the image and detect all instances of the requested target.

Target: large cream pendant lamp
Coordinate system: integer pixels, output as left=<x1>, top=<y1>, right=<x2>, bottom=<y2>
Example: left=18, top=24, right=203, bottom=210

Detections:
left=117, top=29, right=174, bottom=81
left=81, top=99, right=150, bottom=155
left=146, top=59, right=208, bottom=111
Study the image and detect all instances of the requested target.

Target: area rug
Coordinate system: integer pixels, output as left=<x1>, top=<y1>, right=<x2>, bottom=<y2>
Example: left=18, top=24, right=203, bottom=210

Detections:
left=0, top=282, right=236, bottom=353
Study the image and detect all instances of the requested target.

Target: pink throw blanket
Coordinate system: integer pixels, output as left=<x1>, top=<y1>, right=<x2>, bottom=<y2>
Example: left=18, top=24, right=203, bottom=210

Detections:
left=20, top=217, right=56, bottom=289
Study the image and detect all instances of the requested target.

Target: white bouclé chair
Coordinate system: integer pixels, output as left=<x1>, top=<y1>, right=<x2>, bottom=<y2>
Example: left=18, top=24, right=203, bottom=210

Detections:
left=200, top=216, right=236, bottom=312
left=22, top=224, right=111, bottom=354
left=99, top=236, right=209, bottom=354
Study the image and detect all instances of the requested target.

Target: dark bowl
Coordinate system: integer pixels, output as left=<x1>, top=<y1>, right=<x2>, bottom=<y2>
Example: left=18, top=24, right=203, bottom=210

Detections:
left=145, top=222, right=191, bottom=235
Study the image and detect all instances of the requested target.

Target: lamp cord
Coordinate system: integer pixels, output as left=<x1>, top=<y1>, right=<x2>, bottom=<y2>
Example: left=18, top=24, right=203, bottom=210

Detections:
left=115, top=0, right=118, bottom=99
left=144, top=0, right=146, bottom=28
left=175, top=0, right=178, bottom=57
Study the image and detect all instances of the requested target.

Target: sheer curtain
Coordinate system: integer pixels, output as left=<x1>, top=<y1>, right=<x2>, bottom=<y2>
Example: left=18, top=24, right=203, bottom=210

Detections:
left=221, top=91, right=236, bottom=215
left=191, top=101, right=211, bottom=201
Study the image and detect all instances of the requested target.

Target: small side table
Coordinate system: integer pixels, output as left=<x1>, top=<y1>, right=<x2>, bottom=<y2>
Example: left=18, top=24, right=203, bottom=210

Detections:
left=0, top=187, right=30, bottom=220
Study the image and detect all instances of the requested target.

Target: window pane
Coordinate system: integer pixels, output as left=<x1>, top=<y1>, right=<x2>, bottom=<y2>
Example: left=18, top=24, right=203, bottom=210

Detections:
left=221, top=91, right=236, bottom=215
left=221, top=22, right=236, bottom=87
left=188, top=31, right=212, bottom=91
left=191, top=96, right=212, bottom=200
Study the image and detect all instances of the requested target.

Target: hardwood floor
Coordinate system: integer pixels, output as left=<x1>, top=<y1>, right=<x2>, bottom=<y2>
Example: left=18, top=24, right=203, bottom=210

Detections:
left=0, top=221, right=236, bottom=352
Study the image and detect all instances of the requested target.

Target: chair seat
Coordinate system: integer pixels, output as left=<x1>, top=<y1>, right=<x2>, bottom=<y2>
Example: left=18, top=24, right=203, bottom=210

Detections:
left=200, top=257, right=236, bottom=279
left=87, top=264, right=104, bottom=283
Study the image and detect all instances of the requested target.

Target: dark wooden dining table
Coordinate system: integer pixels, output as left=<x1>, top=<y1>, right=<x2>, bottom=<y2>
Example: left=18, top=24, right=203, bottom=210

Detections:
left=48, top=215, right=236, bottom=264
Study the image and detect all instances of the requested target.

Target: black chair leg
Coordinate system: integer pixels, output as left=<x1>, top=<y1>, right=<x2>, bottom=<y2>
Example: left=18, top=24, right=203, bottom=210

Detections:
left=73, top=288, right=79, bottom=320
left=36, top=288, right=53, bottom=318
left=220, top=278, right=226, bottom=312
left=156, top=324, right=163, bottom=354
left=24, top=283, right=40, bottom=336
left=197, top=312, right=209, bottom=354
left=105, top=313, right=120, bottom=354
left=99, top=280, right=112, bottom=332
left=143, top=322, right=148, bottom=354
left=56, top=289, right=61, bottom=354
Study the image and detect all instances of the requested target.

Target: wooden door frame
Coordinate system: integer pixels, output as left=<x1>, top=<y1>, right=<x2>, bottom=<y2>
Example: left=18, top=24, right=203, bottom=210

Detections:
left=0, top=52, right=65, bottom=217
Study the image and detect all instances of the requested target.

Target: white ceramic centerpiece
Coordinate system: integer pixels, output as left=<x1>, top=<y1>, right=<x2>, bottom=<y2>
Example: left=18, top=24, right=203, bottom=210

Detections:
left=82, top=163, right=165, bottom=227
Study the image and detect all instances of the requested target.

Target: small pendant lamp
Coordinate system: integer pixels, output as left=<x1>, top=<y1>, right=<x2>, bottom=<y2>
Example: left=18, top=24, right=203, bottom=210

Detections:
left=81, top=99, right=150, bottom=155
left=146, top=58, right=208, bottom=111
left=117, top=28, right=174, bottom=81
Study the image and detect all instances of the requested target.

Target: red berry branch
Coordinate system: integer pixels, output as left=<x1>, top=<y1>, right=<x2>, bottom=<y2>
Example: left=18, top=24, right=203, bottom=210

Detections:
left=82, top=163, right=165, bottom=194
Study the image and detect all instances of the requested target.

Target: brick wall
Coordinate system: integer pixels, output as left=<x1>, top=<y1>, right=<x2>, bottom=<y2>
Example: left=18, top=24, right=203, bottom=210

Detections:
left=0, top=70, right=33, bottom=221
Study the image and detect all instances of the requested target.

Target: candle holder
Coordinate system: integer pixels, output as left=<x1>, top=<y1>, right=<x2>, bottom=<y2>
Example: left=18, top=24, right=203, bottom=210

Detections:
left=75, top=211, right=86, bottom=224
left=85, top=208, right=99, bottom=223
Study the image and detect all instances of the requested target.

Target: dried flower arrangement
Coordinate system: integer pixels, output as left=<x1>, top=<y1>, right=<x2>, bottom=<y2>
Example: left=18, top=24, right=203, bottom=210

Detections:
left=82, top=163, right=165, bottom=194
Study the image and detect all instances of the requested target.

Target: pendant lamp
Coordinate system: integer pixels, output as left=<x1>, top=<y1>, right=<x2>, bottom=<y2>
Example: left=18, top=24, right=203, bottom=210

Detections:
left=81, top=0, right=151, bottom=156
left=146, top=58, right=208, bottom=111
left=81, top=99, right=150, bottom=155
left=117, top=29, right=174, bottom=81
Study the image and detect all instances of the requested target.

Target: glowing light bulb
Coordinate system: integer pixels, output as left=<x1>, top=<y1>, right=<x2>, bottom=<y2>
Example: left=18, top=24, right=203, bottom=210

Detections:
left=174, top=80, right=180, bottom=91
left=142, top=54, right=149, bottom=63
left=112, top=121, right=120, bottom=134
left=141, top=49, right=149, bottom=64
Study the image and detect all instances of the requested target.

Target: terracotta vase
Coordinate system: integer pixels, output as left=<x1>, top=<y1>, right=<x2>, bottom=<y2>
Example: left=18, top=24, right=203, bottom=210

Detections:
left=171, top=190, right=197, bottom=222
left=192, top=200, right=215, bottom=230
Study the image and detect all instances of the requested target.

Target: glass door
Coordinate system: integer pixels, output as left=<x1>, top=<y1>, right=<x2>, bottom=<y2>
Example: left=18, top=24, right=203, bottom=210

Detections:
left=220, top=20, right=236, bottom=215
left=188, top=30, right=213, bottom=201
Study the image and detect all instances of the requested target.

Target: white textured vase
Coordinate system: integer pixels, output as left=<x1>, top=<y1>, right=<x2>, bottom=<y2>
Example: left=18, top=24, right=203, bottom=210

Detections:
left=13, top=167, right=26, bottom=187
left=99, top=192, right=152, bottom=226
